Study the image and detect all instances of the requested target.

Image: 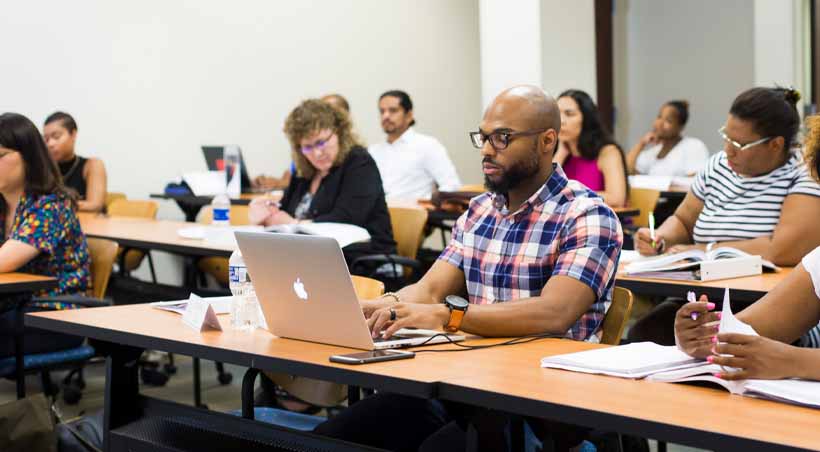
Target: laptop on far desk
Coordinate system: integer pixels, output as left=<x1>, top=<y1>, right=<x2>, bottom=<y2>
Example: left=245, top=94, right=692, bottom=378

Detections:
left=235, top=231, right=465, bottom=350
left=201, top=145, right=254, bottom=194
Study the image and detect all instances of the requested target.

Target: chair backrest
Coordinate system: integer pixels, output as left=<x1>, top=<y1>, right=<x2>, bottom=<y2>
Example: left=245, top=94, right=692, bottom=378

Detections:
left=105, top=192, right=127, bottom=209
left=628, top=188, right=661, bottom=228
left=107, top=199, right=159, bottom=219
left=350, top=275, right=385, bottom=299
left=86, top=238, right=119, bottom=299
left=198, top=205, right=251, bottom=226
left=387, top=206, right=429, bottom=260
left=458, top=184, right=485, bottom=193
left=601, top=287, right=634, bottom=345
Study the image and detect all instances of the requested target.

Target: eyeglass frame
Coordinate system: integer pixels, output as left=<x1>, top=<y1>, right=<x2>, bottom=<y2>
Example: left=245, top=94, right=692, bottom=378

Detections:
left=718, top=126, right=773, bottom=152
left=469, top=128, right=549, bottom=151
left=300, top=131, right=335, bottom=154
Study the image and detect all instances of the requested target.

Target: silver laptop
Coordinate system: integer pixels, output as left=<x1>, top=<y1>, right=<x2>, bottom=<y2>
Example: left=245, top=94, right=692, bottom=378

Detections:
left=235, top=231, right=464, bottom=350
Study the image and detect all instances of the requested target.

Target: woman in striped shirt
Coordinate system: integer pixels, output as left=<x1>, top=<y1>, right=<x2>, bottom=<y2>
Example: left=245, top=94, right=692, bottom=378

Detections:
left=674, top=115, right=820, bottom=375
left=635, top=87, right=820, bottom=265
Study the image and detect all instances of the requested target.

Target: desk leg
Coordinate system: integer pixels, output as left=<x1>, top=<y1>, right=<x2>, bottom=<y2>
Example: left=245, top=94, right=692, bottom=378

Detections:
left=14, top=298, right=26, bottom=399
left=102, top=343, right=143, bottom=452
left=241, top=368, right=260, bottom=419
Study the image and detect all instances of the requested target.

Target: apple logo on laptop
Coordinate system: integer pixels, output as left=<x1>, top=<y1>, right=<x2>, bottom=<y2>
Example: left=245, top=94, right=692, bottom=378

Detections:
left=293, top=278, right=309, bottom=300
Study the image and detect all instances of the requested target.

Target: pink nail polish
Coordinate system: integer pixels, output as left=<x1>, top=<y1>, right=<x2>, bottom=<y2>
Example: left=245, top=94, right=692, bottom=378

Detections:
left=706, top=356, right=714, bottom=363
left=717, top=312, right=722, bottom=319
left=711, top=336, right=717, bottom=343
left=713, top=373, right=722, bottom=378
left=707, top=302, right=715, bottom=310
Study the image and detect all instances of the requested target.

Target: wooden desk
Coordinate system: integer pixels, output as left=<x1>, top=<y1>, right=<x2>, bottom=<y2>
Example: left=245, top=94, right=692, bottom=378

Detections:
left=25, top=304, right=494, bottom=397
left=438, top=339, right=820, bottom=452
left=0, top=273, right=58, bottom=294
left=79, top=214, right=234, bottom=258
left=616, top=268, right=792, bottom=303
left=150, top=193, right=257, bottom=222
left=1, top=273, right=57, bottom=398
left=27, top=305, right=819, bottom=451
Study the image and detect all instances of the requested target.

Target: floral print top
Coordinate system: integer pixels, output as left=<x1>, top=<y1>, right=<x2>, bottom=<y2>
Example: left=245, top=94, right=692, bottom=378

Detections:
left=1, top=193, right=90, bottom=304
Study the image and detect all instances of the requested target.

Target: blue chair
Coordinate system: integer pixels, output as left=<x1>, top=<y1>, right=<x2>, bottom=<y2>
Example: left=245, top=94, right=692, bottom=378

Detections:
left=230, top=369, right=325, bottom=431
left=1, top=238, right=118, bottom=402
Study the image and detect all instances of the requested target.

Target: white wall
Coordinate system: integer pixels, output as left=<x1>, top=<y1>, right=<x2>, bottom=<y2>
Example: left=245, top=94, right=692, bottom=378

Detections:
left=0, top=0, right=481, bottom=283
left=478, top=0, right=542, bottom=110
left=614, top=0, right=756, bottom=152
left=1, top=0, right=482, bottom=201
left=540, top=0, right=597, bottom=99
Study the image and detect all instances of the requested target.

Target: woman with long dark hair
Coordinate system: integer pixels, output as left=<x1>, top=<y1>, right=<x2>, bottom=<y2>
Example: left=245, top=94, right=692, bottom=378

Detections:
left=0, top=112, right=89, bottom=296
left=554, top=89, right=628, bottom=207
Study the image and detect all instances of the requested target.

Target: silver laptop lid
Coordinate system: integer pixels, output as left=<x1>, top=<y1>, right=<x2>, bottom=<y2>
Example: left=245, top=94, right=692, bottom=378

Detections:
left=235, top=231, right=376, bottom=349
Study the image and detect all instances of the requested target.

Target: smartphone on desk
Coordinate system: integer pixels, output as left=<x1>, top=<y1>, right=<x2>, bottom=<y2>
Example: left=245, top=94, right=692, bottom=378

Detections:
left=329, top=349, right=415, bottom=365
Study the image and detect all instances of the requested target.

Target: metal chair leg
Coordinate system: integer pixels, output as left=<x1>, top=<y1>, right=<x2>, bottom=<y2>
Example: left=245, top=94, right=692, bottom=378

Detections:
left=147, top=252, right=157, bottom=284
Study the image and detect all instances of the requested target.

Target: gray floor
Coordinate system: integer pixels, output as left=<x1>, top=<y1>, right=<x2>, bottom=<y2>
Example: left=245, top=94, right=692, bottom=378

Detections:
left=0, top=354, right=706, bottom=451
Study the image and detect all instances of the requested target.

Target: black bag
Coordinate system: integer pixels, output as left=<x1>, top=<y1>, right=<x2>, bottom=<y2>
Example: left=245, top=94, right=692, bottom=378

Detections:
left=0, top=393, right=57, bottom=452
left=55, top=410, right=103, bottom=452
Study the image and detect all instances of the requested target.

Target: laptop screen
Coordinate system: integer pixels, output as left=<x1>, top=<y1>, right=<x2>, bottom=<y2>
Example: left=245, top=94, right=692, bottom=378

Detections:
left=201, top=145, right=252, bottom=193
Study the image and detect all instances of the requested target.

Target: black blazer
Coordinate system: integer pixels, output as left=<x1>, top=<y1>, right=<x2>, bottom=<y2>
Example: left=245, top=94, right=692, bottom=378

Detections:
left=280, top=146, right=396, bottom=259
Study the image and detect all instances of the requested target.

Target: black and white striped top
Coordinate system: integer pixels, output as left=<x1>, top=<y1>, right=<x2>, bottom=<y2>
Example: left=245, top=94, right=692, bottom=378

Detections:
left=691, top=151, right=820, bottom=244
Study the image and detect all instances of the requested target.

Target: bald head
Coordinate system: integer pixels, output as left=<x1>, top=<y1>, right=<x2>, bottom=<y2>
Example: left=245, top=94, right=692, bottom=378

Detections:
left=484, top=85, right=560, bottom=133
left=321, top=94, right=350, bottom=113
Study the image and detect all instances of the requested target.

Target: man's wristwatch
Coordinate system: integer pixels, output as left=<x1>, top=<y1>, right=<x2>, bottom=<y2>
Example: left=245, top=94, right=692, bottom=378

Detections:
left=444, top=295, right=469, bottom=333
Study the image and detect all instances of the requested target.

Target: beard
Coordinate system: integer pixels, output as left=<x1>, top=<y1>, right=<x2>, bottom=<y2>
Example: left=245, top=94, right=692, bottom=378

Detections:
left=483, top=144, right=541, bottom=194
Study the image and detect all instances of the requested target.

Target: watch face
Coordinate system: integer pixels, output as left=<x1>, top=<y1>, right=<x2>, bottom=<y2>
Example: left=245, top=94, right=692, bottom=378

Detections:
left=445, top=295, right=469, bottom=310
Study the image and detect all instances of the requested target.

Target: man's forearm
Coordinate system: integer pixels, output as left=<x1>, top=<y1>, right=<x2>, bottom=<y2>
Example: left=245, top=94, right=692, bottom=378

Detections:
left=457, top=298, right=576, bottom=337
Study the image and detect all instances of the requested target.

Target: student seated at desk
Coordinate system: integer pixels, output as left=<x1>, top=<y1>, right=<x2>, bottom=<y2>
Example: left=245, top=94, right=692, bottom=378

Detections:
left=0, top=113, right=90, bottom=355
left=631, top=87, right=820, bottom=345
left=554, top=89, right=628, bottom=207
left=248, top=99, right=396, bottom=263
left=676, top=117, right=820, bottom=376
left=253, top=94, right=351, bottom=191
left=312, top=86, right=623, bottom=452
left=43, top=112, right=107, bottom=213
left=626, top=100, right=709, bottom=177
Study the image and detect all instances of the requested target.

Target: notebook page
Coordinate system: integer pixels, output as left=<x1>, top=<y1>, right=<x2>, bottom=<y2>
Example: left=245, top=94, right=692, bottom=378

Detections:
left=744, top=379, right=820, bottom=408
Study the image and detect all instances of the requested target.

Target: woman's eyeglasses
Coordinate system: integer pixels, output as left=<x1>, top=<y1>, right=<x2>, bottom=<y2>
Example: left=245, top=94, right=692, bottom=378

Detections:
left=718, top=126, right=773, bottom=151
left=300, top=133, right=334, bottom=154
left=469, top=128, right=547, bottom=151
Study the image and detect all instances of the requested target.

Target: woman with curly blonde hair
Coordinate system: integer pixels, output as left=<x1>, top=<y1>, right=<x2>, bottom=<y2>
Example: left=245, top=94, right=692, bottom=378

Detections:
left=250, top=99, right=395, bottom=260
left=673, top=112, right=820, bottom=380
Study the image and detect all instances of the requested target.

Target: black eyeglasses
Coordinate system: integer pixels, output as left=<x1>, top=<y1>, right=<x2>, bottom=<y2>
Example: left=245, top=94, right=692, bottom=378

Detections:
left=469, top=128, right=547, bottom=151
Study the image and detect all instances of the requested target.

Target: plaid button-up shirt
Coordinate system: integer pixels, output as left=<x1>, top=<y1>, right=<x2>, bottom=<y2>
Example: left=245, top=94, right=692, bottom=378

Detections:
left=439, top=165, right=622, bottom=341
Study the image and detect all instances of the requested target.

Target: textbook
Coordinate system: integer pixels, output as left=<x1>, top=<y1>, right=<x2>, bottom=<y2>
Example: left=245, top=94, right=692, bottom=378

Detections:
left=264, top=222, right=371, bottom=248
left=623, top=247, right=778, bottom=281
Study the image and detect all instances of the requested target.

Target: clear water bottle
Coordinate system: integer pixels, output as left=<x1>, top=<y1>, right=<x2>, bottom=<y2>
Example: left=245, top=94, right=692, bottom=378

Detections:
left=211, top=193, right=231, bottom=227
left=228, top=249, right=260, bottom=331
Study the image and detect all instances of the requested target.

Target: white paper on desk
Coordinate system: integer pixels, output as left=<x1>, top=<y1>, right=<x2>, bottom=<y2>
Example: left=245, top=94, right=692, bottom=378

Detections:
left=182, top=295, right=223, bottom=332
left=628, top=175, right=672, bottom=191
left=151, top=294, right=233, bottom=315
left=183, top=171, right=226, bottom=196
left=540, top=342, right=702, bottom=379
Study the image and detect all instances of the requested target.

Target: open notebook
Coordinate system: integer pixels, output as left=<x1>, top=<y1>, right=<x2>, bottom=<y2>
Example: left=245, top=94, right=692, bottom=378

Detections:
left=542, top=289, right=820, bottom=409
left=623, top=247, right=778, bottom=281
left=264, top=222, right=370, bottom=248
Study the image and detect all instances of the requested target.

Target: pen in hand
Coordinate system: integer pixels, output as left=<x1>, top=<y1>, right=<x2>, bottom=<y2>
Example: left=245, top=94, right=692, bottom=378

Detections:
left=648, top=212, right=656, bottom=249
left=687, top=291, right=699, bottom=320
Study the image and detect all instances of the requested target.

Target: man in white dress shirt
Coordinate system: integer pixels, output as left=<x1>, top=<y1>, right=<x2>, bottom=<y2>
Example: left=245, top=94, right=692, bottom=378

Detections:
left=368, top=90, right=462, bottom=200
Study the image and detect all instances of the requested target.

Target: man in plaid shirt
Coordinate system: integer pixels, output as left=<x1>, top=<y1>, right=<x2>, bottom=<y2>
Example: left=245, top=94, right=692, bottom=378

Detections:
left=315, top=85, right=623, bottom=451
